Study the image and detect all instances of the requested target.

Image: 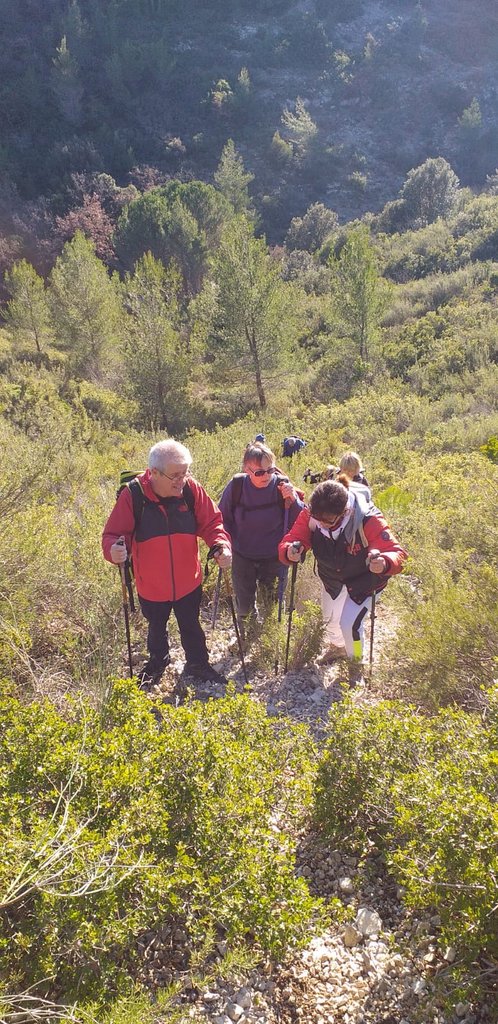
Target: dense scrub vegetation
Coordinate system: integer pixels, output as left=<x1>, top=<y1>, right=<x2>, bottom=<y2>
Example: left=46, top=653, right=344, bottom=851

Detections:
left=1, top=4, right=498, bottom=1019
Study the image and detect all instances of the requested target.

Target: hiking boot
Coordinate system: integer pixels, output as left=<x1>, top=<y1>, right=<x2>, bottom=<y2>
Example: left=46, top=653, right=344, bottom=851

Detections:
left=318, top=644, right=348, bottom=665
left=137, top=655, right=170, bottom=691
left=182, top=663, right=227, bottom=685
left=348, top=660, right=366, bottom=689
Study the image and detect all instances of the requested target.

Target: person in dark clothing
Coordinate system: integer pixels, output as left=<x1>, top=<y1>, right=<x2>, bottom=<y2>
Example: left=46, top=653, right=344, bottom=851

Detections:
left=218, top=442, right=304, bottom=633
left=102, top=439, right=231, bottom=688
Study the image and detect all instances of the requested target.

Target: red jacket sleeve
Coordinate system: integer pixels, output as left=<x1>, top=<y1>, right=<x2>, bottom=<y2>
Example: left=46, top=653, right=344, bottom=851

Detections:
left=190, top=478, right=232, bottom=552
left=278, top=508, right=312, bottom=563
left=102, top=488, right=136, bottom=562
left=363, top=516, right=408, bottom=575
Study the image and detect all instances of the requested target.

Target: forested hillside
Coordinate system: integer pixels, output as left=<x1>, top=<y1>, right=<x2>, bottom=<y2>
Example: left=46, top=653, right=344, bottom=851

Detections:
left=1, top=2, right=497, bottom=1023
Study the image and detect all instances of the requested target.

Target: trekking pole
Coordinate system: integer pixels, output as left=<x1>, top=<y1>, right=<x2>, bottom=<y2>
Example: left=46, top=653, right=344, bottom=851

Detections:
left=366, top=548, right=381, bottom=681
left=211, top=566, right=223, bottom=630
left=274, top=501, right=290, bottom=675
left=284, top=542, right=301, bottom=673
left=116, top=537, right=133, bottom=679
left=224, top=573, right=249, bottom=686
left=369, top=590, right=376, bottom=677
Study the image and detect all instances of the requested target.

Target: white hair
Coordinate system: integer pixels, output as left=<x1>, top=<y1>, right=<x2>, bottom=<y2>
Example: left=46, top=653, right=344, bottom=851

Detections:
left=148, top=439, right=192, bottom=470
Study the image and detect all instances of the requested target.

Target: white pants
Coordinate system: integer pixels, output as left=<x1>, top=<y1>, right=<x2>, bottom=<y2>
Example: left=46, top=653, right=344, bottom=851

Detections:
left=320, top=584, right=372, bottom=661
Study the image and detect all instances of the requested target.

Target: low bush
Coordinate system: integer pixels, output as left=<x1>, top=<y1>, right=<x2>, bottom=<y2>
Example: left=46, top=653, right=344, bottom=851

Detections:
left=0, top=681, right=321, bottom=1013
left=314, top=695, right=498, bottom=1006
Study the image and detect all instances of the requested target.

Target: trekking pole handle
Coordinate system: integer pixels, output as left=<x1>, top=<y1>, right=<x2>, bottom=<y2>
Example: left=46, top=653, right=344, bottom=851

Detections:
left=367, top=548, right=386, bottom=573
left=112, top=535, right=128, bottom=564
left=287, top=540, right=303, bottom=562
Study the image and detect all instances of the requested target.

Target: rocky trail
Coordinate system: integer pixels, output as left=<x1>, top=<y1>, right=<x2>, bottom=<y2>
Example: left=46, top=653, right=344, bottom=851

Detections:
left=119, top=600, right=488, bottom=1024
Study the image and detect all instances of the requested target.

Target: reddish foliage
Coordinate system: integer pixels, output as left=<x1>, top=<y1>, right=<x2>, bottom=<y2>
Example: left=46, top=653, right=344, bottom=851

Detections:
left=54, top=194, right=116, bottom=263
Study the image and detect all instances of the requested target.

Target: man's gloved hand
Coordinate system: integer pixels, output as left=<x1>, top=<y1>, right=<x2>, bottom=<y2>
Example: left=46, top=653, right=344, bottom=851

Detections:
left=110, top=535, right=128, bottom=564
left=214, top=545, right=232, bottom=569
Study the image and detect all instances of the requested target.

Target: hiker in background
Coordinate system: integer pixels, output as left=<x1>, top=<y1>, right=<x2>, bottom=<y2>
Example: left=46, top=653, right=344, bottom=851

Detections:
left=219, top=441, right=304, bottom=636
left=282, top=435, right=307, bottom=458
left=102, top=439, right=232, bottom=689
left=337, top=451, right=371, bottom=500
left=254, top=432, right=265, bottom=442
left=279, top=474, right=407, bottom=686
left=339, top=451, right=370, bottom=488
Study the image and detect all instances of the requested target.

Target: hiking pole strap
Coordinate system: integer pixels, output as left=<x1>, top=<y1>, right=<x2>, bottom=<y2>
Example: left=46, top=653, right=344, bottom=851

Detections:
left=284, top=562, right=298, bottom=674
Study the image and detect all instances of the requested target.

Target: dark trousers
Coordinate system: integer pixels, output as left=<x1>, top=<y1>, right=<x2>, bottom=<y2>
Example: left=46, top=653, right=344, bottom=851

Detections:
left=231, top=551, right=287, bottom=619
left=139, top=586, right=209, bottom=667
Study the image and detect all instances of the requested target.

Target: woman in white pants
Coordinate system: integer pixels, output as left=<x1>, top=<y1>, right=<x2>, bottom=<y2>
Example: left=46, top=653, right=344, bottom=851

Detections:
left=278, top=475, right=407, bottom=684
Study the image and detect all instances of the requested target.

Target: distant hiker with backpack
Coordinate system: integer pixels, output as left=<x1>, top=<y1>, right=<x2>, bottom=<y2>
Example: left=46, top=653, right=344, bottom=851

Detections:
left=282, top=435, right=307, bottom=458
left=218, top=441, right=305, bottom=637
left=102, top=439, right=232, bottom=689
left=279, top=474, right=407, bottom=686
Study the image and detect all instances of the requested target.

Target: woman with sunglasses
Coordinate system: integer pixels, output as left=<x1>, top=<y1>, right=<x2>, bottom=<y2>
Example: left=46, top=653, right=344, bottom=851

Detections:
left=279, top=475, right=407, bottom=684
left=219, top=441, right=305, bottom=636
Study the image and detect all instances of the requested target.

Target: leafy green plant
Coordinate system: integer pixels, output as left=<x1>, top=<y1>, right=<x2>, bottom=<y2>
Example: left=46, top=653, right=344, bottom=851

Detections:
left=0, top=681, right=322, bottom=1011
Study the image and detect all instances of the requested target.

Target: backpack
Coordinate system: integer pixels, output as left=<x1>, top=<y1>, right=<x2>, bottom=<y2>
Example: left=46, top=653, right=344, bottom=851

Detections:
left=282, top=436, right=306, bottom=458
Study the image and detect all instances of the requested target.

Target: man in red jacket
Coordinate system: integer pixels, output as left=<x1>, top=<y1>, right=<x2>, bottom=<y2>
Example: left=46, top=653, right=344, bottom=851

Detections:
left=279, top=476, right=407, bottom=685
left=102, top=439, right=232, bottom=688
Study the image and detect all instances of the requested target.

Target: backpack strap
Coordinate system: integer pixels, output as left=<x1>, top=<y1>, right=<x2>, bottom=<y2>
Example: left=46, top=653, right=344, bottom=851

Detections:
left=183, top=480, right=196, bottom=516
left=231, top=474, right=245, bottom=513
left=128, top=478, right=146, bottom=533
left=358, top=521, right=368, bottom=548
left=230, top=473, right=285, bottom=513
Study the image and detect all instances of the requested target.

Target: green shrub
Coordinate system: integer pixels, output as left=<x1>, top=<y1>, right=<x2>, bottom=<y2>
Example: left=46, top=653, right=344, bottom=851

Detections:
left=389, top=739, right=498, bottom=973
left=314, top=700, right=428, bottom=848
left=253, top=598, right=323, bottom=673
left=0, top=681, right=321, bottom=1010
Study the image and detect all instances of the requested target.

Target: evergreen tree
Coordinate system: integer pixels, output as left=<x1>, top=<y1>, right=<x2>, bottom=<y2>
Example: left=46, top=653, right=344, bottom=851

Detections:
left=214, top=140, right=254, bottom=215
left=123, top=252, right=191, bottom=431
left=330, top=226, right=388, bottom=363
left=49, top=231, right=122, bottom=378
left=199, top=216, right=301, bottom=411
left=3, top=260, right=52, bottom=354
left=400, top=158, right=460, bottom=227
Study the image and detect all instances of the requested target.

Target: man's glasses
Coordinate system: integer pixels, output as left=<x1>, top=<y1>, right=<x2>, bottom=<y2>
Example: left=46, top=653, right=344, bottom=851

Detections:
left=156, top=468, right=191, bottom=483
left=248, top=466, right=276, bottom=478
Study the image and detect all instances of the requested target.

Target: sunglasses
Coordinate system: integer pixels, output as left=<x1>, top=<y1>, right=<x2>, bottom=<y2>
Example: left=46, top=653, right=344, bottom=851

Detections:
left=316, top=511, right=346, bottom=528
left=248, top=466, right=276, bottom=478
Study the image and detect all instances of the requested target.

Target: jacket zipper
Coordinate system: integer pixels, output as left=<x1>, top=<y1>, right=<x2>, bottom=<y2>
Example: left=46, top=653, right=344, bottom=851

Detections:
left=157, top=504, right=176, bottom=601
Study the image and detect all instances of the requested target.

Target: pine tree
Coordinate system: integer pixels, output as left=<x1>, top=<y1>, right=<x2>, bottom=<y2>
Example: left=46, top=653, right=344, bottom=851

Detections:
left=3, top=260, right=53, bottom=354
left=199, top=217, right=301, bottom=411
left=330, top=226, right=388, bottom=363
left=123, top=253, right=191, bottom=431
left=49, top=231, right=122, bottom=378
left=214, top=140, right=254, bottom=215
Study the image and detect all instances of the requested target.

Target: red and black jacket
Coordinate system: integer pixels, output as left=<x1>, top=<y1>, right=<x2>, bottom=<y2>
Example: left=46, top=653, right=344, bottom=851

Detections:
left=279, top=505, right=407, bottom=603
left=102, top=471, right=231, bottom=602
